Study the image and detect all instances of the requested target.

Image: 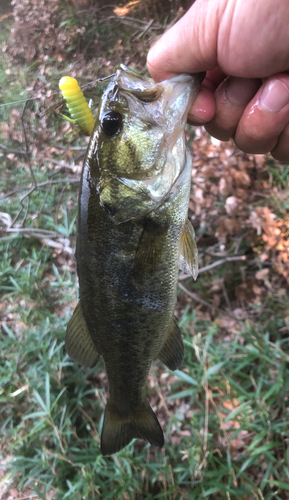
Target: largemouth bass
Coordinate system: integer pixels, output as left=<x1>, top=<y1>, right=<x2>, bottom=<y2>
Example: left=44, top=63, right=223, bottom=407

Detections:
left=66, top=65, right=202, bottom=456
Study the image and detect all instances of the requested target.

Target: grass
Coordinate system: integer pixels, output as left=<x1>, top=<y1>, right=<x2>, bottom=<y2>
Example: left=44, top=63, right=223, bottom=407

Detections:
left=1, top=221, right=289, bottom=498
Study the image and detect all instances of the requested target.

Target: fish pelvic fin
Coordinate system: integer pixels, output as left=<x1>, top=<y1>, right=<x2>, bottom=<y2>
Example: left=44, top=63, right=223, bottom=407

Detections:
left=179, top=218, right=198, bottom=280
left=101, top=400, right=164, bottom=456
left=157, top=316, right=184, bottom=371
left=65, top=300, right=99, bottom=368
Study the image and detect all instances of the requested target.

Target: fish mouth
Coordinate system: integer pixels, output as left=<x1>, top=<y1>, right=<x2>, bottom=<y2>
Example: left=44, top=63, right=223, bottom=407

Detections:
left=189, top=71, right=206, bottom=85
left=101, top=65, right=205, bottom=113
left=101, top=65, right=204, bottom=136
left=160, top=73, right=202, bottom=127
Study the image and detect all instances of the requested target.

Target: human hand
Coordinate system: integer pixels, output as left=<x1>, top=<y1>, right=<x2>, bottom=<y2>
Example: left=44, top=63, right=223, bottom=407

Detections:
left=147, top=0, right=289, bottom=161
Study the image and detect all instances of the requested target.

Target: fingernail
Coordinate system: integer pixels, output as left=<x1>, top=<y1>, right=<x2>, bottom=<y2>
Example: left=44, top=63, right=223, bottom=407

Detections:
left=260, top=79, right=289, bottom=112
left=225, top=77, right=258, bottom=106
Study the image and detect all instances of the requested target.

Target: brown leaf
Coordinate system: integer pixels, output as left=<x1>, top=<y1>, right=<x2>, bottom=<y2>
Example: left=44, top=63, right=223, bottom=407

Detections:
left=255, top=268, right=269, bottom=281
left=225, top=196, right=240, bottom=215
left=9, top=489, right=19, bottom=498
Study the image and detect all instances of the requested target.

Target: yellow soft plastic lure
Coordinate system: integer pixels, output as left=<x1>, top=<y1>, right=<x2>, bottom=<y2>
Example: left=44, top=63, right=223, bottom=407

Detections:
left=59, top=76, right=95, bottom=135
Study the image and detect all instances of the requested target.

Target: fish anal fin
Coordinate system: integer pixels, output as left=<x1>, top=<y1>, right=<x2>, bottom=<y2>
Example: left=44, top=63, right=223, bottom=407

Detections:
left=65, top=300, right=99, bottom=368
left=157, top=316, right=184, bottom=371
left=101, top=400, right=164, bottom=456
left=134, top=220, right=168, bottom=272
left=179, top=218, right=198, bottom=280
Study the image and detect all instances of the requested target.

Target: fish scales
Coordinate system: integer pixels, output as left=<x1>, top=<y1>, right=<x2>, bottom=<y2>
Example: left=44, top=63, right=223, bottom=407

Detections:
left=66, top=65, right=203, bottom=455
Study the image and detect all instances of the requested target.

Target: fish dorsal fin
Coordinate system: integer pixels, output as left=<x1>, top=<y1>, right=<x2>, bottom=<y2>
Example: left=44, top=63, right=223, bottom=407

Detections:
left=179, top=219, right=198, bottom=280
left=65, top=301, right=99, bottom=368
left=157, top=316, right=184, bottom=371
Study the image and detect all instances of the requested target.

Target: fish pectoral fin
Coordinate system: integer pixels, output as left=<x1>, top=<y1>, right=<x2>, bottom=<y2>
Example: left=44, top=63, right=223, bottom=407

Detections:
left=101, top=400, right=164, bottom=456
left=179, top=218, right=198, bottom=280
left=134, top=220, right=168, bottom=272
left=157, top=316, right=184, bottom=371
left=65, top=300, right=99, bottom=368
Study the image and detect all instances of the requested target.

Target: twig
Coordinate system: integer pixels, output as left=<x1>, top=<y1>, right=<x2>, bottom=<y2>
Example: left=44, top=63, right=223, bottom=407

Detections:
left=44, top=158, right=76, bottom=167
left=195, top=218, right=216, bottom=243
left=18, top=178, right=79, bottom=205
left=115, top=14, right=155, bottom=25
left=197, top=450, right=210, bottom=473
left=254, top=297, right=270, bottom=318
left=136, top=19, right=153, bottom=38
left=234, top=233, right=250, bottom=254
left=47, top=419, right=66, bottom=455
left=37, top=182, right=52, bottom=216
left=204, top=250, right=234, bottom=257
left=10, top=205, right=24, bottom=228
left=54, top=184, right=68, bottom=223
left=267, top=341, right=289, bottom=361
left=221, top=280, right=232, bottom=310
left=178, top=255, right=246, bottom=280
left=0, top=187, right=22, bottom=200
left=21, top=195, right=30, bottom=227
left=106, top=14, right=161, bottom=32
left=152, top=374, right=170, bottom=416
left=168, top=462, right=176, bottom=500
left=278, top=326, right=289, bottom=333
left=257, top=488, right=265, bottom=500
left=164, top=10, right=184, bottom=31
left=178, top=283, right=242, bottom=322
left=46, top=161, right=81, bottom=178
left=45, top=449, right=77, bottom=468
left=198, top=255, right=246, bottom=274
left=251, top=191, right=270, bottom=198
left=41, top=238, right=73, bottom=254
left=5, top=228, right=60, bottom=237
left=0, top=96, right=40, bottom=108
left=53, top=145, right=87, bottom=151
left=78, top=405, right=98, bottom=437
left=73, top=151, right=86, bottom=163
left=21, top=97, right=37, bottom=187
left=10, top=384, right=29, bottom=397
left=2, top=225, right=73, bottom=253
left=0, top=143, right=26, bottom=154
left=13, top=94, right=39, bottom=228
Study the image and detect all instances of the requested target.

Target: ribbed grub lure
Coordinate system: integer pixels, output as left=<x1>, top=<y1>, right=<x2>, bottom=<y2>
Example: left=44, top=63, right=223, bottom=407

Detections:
left=59, top=76, right=94, bottom=135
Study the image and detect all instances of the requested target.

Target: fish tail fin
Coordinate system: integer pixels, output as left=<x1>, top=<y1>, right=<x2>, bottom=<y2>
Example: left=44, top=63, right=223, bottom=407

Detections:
left=101, top=400, right=164, bottom=456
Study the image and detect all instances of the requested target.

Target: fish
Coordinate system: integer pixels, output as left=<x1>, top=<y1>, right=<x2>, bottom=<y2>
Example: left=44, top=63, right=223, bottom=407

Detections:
left=65, top=64, right=203, bottom=456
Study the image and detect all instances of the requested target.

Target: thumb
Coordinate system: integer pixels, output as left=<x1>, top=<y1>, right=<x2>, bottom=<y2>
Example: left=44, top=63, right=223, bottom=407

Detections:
left=147, top=0, right=224, bottom=82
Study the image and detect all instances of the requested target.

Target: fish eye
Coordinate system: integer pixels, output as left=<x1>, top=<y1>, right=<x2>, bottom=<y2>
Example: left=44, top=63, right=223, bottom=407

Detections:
left=101, top=111, right=123, bottom=136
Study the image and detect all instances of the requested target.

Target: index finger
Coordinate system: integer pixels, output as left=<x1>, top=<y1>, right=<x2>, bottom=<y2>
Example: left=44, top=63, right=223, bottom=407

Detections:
left=147, top=0, right=220, bottom=82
